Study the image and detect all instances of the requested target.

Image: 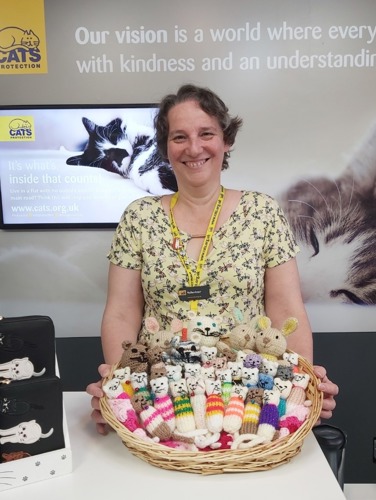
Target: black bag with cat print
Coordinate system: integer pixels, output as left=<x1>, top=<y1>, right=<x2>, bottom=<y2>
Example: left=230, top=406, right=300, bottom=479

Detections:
left=0, top=315, right=56, bottom=378
left=0, top=375, right=65, bottom=462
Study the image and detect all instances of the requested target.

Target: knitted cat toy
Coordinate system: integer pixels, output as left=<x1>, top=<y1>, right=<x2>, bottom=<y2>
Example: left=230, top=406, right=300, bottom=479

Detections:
left=285, top=373, right=310, bottom=414
left=102, top=377, right=141, bottom=433
left=216, top=368, right=233, bottom=406
left=113, top=366, right=134, bottom=398
left=241, top=366, right=259, bottom=389
left=184, top=362, right=201, bottom=379
left=149, top=362, right=167, bottom=380
left=254, top=316, right=298, bottom=362
left=149, top=376, right=175, bottom=431
left=205, top=378, right=225, bottom=433
left=240, top=387, right=264, bottom=435
left=273, top=377, right=293, bottom=418
left=257, top=388, right=281, bottom=442
left=186, top=376, right=207, bottom=429
left=223, top=384, right=248, bottom=434
left=227, top=361, right=243, bottom=382
left=169, top=378, right=197, bottom=434
left=165, top=364, right=183, bottom=383
left=200, top=346, right=218, bottom=367
left=186, top=311, right=223, bottom=348
left=130, top=371, right=152, bottom=404
left=131, top=391, right=193, bottom=444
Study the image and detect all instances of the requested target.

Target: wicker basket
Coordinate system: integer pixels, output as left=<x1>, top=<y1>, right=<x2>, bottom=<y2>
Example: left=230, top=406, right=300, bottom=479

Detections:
left=100, top=355, right=323, bottom=474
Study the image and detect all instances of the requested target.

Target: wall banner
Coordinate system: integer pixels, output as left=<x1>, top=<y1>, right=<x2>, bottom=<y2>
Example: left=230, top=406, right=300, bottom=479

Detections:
left=0, top=0, right=48, bottom=75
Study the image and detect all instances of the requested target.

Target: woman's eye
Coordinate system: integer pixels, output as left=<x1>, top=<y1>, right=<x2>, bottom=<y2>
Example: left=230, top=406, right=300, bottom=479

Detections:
left=172, top=135, right=185, bottom=142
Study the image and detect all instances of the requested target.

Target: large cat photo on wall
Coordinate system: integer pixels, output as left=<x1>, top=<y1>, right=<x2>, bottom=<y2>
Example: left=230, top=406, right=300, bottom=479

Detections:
left=66, top=115, right=177, bottom=195
left=276, top=121, right=376, bottom=306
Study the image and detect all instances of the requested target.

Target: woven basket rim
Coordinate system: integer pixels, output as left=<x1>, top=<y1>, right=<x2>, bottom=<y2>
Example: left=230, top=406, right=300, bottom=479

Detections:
left=100, top=352, right=323, bottom=473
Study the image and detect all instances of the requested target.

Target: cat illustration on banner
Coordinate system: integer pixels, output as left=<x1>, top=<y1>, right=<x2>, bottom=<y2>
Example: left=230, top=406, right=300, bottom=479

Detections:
left=277, top=121, right=376, bottom=305
left=66, top=116, right=178, bottom=195
left=0, top=420, right=53, bottom=445
left=0, top=27, right=40, bottom=51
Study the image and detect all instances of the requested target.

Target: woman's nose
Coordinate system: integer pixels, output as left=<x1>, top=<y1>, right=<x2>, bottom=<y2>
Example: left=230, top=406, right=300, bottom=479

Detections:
left=186, top=137, right=203, bottom=156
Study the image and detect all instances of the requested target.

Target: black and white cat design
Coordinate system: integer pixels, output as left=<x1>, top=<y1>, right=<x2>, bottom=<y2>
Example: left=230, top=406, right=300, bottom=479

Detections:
left=66, top=117, right=177, bottom=195
left=277, top=122, right=376, bottom=305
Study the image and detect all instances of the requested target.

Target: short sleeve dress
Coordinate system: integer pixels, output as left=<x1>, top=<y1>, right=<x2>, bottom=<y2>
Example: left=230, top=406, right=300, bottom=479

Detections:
left=108, top=191, right=299, bottom=339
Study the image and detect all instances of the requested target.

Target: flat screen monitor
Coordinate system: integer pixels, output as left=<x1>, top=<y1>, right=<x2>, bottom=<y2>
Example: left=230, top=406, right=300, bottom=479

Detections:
left=0, top=104, right=177, bottom=229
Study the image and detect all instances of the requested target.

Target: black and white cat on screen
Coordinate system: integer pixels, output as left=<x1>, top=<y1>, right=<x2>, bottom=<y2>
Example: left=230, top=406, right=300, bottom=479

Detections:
left=67, top=114, right=376, bottom=305
left=66, top=116, right=178, bottom=195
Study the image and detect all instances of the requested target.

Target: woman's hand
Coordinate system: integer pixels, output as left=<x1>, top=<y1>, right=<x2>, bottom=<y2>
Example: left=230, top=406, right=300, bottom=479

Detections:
left=313, top=365, right=339, bottom=421
left=86, top=364, right=112, bottom=435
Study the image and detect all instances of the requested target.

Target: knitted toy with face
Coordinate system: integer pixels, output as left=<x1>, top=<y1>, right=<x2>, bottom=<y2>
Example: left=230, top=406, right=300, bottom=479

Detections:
left=149, top=362, right=167, bottom=380
left=216, top=368, right=233, bottom=407
left=130, top=371, right=152, bottom=404
left=102, top=378, right=141, bottom=433
left=186, top=376, right=207, bottom=429
left=150, top=376, right=175, bottom=431
left=257, top=388, right=281, bottom=442
left=254, top=316, right=298, bottom=362
left=113, top=366, right=134, bottom=398
left=273, top=377, right=293, bottom=418
left=240, top=387, right=264, bottom=435
left=187, top=311, right=223, bottom=348
left=200, top=346, right=218, bottom=367
left=285, top=373, right=310, bottom=414
left=216, top=309, right=260, bottom=357
left=169, top=378, right=196, bottom=434
left=144, top=316, right=183, bottom=350
left=165, top=364, right=183, bottom=383
left=120, top=341, right=149, bottom=373
left=223, top=384, right=248, bottom=434
left=205, top=378, right=225, bottom=434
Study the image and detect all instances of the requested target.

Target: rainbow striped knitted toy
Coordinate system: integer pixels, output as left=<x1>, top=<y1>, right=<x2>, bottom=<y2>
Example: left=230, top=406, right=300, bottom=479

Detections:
left=205, top=378, right=225, bottom=433
left=169, top=379, right=196, bottom=434
left=223, top=385, right=248, bottom=434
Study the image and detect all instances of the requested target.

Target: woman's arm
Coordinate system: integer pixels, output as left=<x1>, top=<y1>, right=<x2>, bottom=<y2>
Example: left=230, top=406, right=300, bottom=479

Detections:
left=101, top=263, right=145, bottom=364
left=264, top=258, right=313, bottom=362
left=264, top=258, right=338, bottom=419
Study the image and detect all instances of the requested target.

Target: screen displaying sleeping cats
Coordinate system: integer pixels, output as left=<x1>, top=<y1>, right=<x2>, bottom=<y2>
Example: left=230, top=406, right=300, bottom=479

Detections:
left=0, top=104, right=176, bottom=229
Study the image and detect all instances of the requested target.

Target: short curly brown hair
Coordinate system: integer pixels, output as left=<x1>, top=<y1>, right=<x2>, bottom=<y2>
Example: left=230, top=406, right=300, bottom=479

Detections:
left=154, top=84, right=243, bottom=170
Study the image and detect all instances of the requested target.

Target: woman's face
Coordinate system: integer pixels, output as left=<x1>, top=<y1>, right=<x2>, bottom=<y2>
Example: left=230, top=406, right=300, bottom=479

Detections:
left=166, top=100, right=229, bottom=187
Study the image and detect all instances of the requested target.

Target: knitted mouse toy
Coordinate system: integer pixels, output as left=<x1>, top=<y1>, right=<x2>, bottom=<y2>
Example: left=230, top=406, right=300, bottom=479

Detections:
left=144, top=316, right=183, bottom=349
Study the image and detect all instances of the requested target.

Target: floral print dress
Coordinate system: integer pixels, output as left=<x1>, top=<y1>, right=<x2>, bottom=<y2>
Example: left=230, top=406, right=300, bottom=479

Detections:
left=108, top=191, right=299, bottom=339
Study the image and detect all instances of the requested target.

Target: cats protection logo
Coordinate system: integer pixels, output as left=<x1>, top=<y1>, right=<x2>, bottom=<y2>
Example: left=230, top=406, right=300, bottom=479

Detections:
left=0, top=0, right=47, bottom=74
left=0, top=116, right=35, bottom=142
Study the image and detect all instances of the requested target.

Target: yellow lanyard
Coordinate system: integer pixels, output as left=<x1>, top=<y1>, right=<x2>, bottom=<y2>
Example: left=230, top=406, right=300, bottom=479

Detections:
left=169, top=186, right=225, bottom=311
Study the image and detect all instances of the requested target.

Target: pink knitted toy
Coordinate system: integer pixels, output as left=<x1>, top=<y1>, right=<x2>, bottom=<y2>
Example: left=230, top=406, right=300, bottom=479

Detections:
left=150, top=376, right=175, bottom=431
left=102, top=378, right=141, bottom=433
left=285, top=373, right=310, bottom=414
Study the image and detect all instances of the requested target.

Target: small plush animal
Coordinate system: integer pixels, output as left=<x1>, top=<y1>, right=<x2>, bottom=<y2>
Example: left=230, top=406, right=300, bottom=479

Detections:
left=241, top=366, right=259, bottom=389
left=149, top=362, right=167, bottom=380
left=130, top=371, right=152, bottom=404
left=150, top=376, right=175, bottom=431
left=200, top=365, right=216, bottom=380
left=102, top=377, right=141, bottom=432
left=144, top=316, right=183, bottom=349
left=260, top=359, right=279, bottom=377
left=186, top=376, right=207, bottom=429
left=240, top=387, right=264, bottom=435
left=285, top=373, right=311, bottom=414
left=273, top=377, right=293, bottom=417
left=169, top=379, right=196, bottom=434
left=254, top=316, right=298, bottom=361
left=165, top=364, right=182, bottom=382
left=113, top=366, right=134, bottom=398
left=216, top=368, right=233, bottom=406
left=119, top=341, right=149, bottom=373
left=187, top=311, right=223, bottom=348
left=243, top=352, right=263, bottom=369
left=201, top=346, right=218, bottom=367
left=257, top=389, right=281, bottom=442
left=205, top=378, right=225, bottom=433
left=227, top=361, right=243, bottom=382
left=223, top=384, right=248, bottom=434
left=257, top=373, right=274, bottom=390
left=216, top=309, right=260, bottom=356
left=183, top=362, right=201, bottom=379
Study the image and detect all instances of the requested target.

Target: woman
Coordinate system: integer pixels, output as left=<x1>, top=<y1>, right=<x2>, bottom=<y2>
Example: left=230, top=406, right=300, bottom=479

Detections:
left=88, top=84, right=338, bottom=434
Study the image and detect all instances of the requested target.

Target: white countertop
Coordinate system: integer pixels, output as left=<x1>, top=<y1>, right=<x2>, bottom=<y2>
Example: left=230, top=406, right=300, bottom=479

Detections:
left=5, top=392, right=346, bottom=499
